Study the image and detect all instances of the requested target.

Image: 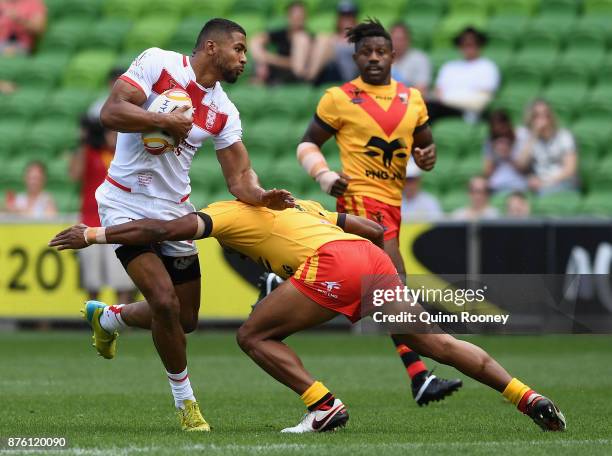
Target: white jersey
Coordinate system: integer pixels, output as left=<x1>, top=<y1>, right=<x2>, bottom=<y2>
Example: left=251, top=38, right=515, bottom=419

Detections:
left=108, top=47, right=242, bottom=203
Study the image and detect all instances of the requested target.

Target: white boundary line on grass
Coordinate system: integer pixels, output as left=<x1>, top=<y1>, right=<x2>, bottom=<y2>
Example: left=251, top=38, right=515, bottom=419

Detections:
left=1, top=439, right=611, bottom=455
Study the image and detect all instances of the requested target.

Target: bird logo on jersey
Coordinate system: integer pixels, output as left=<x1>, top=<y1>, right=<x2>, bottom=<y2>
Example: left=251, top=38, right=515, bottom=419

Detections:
left=363, top=137, right=408, bottom=168
left=323, top=281, right=341, bottom=292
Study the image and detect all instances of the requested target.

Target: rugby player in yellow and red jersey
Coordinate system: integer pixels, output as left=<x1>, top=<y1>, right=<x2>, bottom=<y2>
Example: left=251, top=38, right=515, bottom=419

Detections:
left=50, top=199, right=566, bottom=434
left=296, top=19, right=459, bottom=403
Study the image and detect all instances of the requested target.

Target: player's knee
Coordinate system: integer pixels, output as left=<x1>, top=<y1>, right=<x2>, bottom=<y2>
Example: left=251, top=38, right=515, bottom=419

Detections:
left=181, top=315, right=198, bottom=334
left=236, top=324, right=258, bottom=353
left=149, top=288, right=181, bottom=321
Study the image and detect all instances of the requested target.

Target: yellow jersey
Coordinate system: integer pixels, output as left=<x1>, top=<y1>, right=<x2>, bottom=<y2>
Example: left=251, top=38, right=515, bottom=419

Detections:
left=198, top=200, right=364, bottom=279
left=315, top=77, right=429, bottom=206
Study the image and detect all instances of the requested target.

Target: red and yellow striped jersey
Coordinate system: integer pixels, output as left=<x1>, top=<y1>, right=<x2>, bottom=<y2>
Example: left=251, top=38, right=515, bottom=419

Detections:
left=315, top=77, right=429, bottom=206
left=199, top=200, right=363, bottom=279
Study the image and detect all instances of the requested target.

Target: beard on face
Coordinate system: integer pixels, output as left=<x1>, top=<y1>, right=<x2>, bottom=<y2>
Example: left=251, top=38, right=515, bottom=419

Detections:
left=213, top=52, right=239, bottom=84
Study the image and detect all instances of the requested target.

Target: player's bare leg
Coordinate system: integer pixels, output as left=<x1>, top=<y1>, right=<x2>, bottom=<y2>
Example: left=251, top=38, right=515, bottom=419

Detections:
left=237, top=281, right=348, bottom=433
left=384, top=236, right=462, bottom=404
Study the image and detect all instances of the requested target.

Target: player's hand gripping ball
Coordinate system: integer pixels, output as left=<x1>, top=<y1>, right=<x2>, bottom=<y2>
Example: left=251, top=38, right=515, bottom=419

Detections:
left=142, top=88, right=193, bottom=155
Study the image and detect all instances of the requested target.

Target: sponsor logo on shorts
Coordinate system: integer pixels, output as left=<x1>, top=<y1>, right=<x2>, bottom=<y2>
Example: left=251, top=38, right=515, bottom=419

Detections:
left=173, top=256, right=197, bottom=270
left=316, top=281, right=341, bottom=299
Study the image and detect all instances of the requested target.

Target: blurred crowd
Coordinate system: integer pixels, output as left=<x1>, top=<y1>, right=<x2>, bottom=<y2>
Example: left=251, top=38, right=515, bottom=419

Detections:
left=0, top=0, right=581, bottom=225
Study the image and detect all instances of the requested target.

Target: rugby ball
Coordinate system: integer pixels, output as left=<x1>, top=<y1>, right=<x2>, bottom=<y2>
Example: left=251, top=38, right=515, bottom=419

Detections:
left=142, top=88, right=193, bottom=155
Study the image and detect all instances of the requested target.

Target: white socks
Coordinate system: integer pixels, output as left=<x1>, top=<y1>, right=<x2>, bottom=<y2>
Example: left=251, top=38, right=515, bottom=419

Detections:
left=99, top=305, right=127, bottom=333
left=167, top=367, right=196, bottom=409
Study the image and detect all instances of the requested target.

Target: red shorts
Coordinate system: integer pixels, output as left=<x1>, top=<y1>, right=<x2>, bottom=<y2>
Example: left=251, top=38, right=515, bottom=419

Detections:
left=289, top=240, right=401, bottom=323
left=336, top=195, right=401, bottom=240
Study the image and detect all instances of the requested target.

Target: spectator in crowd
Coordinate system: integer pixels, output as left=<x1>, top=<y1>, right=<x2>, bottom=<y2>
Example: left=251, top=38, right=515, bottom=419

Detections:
left=304, top=0, right=359, bottom=85
left=451, top=176, right=499, bottom=221
left=87, top=67, right=125, bottom=122
left=506, top=191, right=531, bottom=218
left=390, top=22, right=431, bottom=95
left=0, top=79, right=17, bottom=94
left=428, top=26, right=500, bottom=123
left=483, top=110, right=529, bottom=193
left=0, top=0, right=47, bottom=56
left=516, top=99, right=578, bottom=195
left=401, top=158, right=443, bottom=222
left=250, top=1, right=312, bottom=85
left=5, top=160, right=57, bottom=218
left=69, top=117, right=136, bottom=304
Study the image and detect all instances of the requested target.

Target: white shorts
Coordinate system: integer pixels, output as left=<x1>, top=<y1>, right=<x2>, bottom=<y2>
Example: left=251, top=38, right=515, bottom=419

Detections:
left=96, top=180, right=198, bottom=257
left=78, top=244, right=136, bottom=292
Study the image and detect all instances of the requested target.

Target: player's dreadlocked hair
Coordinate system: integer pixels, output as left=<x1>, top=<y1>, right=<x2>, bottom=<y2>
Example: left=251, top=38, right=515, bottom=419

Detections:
left=345, top=19, right=392, bottom=50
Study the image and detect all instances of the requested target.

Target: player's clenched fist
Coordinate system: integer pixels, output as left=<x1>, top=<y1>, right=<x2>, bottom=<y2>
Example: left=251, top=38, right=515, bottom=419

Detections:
left=413, top=143, right=436, bottom=171
left=157, top=105, right=193, bottom=144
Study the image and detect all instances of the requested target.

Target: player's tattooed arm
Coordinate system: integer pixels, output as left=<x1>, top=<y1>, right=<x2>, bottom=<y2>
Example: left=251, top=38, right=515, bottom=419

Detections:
left=49, top=216, right=201, bottom=250
left=100, top=79, right=192, bottom=142
left=341, top=214, right=385, bottom=249
left=412, top=123, right=436, bottom=172
left=217, top=141, right=295, bottom=210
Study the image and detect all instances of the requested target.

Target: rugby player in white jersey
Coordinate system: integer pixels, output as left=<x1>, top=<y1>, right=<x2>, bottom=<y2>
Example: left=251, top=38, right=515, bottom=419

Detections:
left=85, top=18, right=294, bottom=431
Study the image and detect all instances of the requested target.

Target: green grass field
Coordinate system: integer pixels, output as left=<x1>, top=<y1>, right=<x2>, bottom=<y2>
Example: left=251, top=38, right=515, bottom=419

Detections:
left=1, top=331, right=611, bottom=455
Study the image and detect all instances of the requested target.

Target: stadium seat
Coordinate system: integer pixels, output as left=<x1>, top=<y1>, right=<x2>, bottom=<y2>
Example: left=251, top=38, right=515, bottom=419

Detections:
left=145, top=0, right=192, bottom=17
left=226, top=85, right=270, bottom=121
left=230, top=0, right=274, bottom=15
left=44, top=0, right=70, bottom=20
left=506, top=49, right=558, bottom=86
left=114, top=51, right=138, bottom=70
left=532, top=192, right=581, bottom=216
left=490, top=84, right=540, bottom=124
left=588, top=156, right=612, bottom=191
left=360, top=0, right=407, bottom=16
left=537, top=0, right=579, bottom=19
left=560, top=48, right=606, bottom=81
left=0, top=120, right=28, bottom=159
left=583, top=0, right=612, bottom=14
left=103, top=0, right=148, bottom=19
left=169, top=17, right=210, bottom=54
left=404, top=0, right=447, bottom=22
left=190, top=152, right=226, bottom=193
left=307, top=12, right=336, bottom=34
left=53, top=185, right=81, bottom=213
left=45, top=157, right=71, bottom=190
left=568, top=19, right=609, bottom=53
left=580, top=192, right=612, bottom=215
left=441, top=190, right=468, bottom=213
left=595, top=55, right=612, bottom=88
left=243, top=118, right=294, bottom=157
left=485, top=15, right=529, bottom=51
left=0, top=56, right=27, bottom=83
left=2, top=155, right=31, bottom=190
left=229, top=14, right=265, bottom=35
left=86, top=18, right=133, bottom=52
left=123, top=16, right=179, bottom=52
left=582, top=88, right=612, bottom=123
left=403, top=19, right=437, bottom=50
left=191, top=0, right=235, bottom=16
left=22, top=120, right=80, bottom=158
left=39, top=18, right=93, bottom=53
left=432, top=119, right=474, bottom=159
left=4, top=88, right=51, bottom=121
left=266, top=85, right=314, bottom=120
left=518, top=17, right=570, bottom=51
left=63, top=51, right=117, bottom=90
left=431, top=14, right=488, bottom=49
left=449, top=153, right=483, bottom=189
left=483, top=47, right=513, bottom=74
left=429, top=47, right=460, bottom=75
left=490, top=0, right=539, bottom=16
left=448, top=0, right=490, bottom=16
left=62, top=0, right=103, bottom=19
left=542, top=83, right=589, bottom=125
left=572, top=119, right=610, bottom=162
left=46, top=89, right=100, bottom=121
left=19, top=53, right=71, bottom=89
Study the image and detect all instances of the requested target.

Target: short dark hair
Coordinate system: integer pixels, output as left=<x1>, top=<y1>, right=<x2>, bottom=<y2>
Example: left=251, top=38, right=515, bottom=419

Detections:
left=194, top=18, right=246, bottom=51
left=346, top=19, right=392, bottom=50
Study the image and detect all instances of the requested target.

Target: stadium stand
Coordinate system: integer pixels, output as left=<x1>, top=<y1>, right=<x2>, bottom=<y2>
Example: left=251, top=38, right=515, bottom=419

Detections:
left=1, top=0, right=611, bottom=215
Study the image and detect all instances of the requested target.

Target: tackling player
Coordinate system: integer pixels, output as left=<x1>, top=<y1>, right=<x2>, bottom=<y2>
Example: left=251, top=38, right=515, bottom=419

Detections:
left=91, top=18, right=293, bottom=431
left=50, top=200, right=566, bottom=434
left=296, top=19, right=457, bottom=404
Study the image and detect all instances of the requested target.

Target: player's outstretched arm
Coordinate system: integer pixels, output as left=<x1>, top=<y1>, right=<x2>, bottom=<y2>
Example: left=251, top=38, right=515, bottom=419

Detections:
left=342, top=214, right=385, bottom=249
left=48, top=215, right=200, bottom=250
left=100, top=79, right=192, bottom=143
left=217, top=141, right=295, bottom=210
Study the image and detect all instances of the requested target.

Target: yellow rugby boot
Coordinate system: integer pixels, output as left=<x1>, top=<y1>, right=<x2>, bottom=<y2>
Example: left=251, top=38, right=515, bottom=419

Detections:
left=81, top=301, right=118, bottom=359
left=178, top=400, right=211, bottom=432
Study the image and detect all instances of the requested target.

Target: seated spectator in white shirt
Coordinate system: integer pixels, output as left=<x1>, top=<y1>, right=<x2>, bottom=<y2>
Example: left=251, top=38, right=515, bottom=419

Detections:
left=451, top=176, right=499, bottom=221
left=390, top=22, right=431, bottom=96
left=429, top=26, right=500, bottom=123
left=5, top=160, right=56, bottom=218
left=483, top=110, right=529, bottom=193
left=515, top=99, right=578, bottom=195
left=401, top=158, right=443, bottom=222
left=506, top=191, right=531, bottom=218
